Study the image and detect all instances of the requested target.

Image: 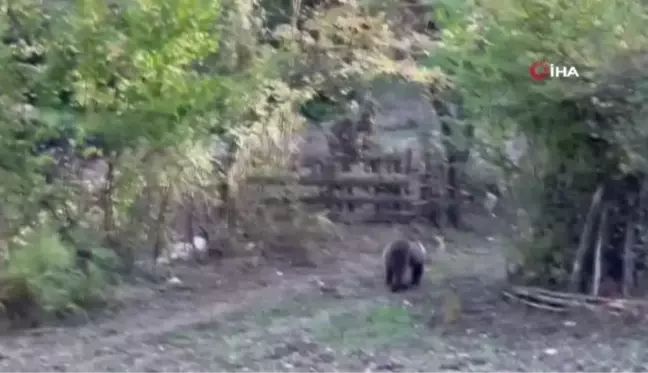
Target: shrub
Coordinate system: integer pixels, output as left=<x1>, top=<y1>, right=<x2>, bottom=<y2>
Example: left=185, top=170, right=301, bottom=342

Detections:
left=0, top=225, right=119, bottom=326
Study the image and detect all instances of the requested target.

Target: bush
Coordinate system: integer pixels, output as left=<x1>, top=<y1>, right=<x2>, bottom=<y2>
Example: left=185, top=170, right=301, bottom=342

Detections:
left=0, top=225, right=119, bottom=326
left=227, top=81, right=338, bottom=264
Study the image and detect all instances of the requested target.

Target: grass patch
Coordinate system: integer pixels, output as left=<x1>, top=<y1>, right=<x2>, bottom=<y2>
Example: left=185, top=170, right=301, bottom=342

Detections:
left=317, top=305, right=416, bottom=347
left=0, top=225, right=119, bottom=326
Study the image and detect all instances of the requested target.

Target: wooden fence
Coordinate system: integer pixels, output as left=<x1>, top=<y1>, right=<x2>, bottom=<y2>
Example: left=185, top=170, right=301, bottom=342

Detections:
left=248, top=150, right=446, bottom=224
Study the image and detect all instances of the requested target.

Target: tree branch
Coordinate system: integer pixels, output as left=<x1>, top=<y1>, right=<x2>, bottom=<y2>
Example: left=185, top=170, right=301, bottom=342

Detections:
left=568, top=184, right=605, bottom=292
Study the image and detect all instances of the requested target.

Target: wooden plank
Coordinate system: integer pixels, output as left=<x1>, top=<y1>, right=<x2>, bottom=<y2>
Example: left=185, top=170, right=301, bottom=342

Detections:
left=263, top=194, right=417, bottom=205
left=247, top=174, right=412, bottom=187
left=300, top=153, right=404, bottom=164
left=364, top=211, right=418, bottom=223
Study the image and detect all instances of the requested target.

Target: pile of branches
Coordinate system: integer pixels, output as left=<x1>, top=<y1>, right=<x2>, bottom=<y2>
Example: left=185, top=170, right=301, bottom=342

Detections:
left=502, top=284, right=648, bottom=321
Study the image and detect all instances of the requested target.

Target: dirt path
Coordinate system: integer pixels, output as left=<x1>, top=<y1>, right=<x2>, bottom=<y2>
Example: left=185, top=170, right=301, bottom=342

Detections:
left=2, top=222, right=648, bottom=372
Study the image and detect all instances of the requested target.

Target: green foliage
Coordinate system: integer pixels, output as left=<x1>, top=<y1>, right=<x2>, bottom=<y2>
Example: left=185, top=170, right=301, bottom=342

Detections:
left=2, top=225, right=117, bottom=319
left=267, top=1, right=448, bottom=116
left=319, top=305, right=415, bottom=347
left=46, top=0, right=233, bottom=149
left=427, top=0, right=648, bottom=199
left=430, top=0, right=648, bottom=139
left=429, top=0, right=648, bottom=285
left=368, top=305, right=413, bottom=328
left=0, top=0, right=461, bottom=322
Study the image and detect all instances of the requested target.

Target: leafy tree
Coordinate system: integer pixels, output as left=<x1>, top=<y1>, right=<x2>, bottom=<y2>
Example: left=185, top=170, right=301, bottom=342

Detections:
left=430, top=0, right=648, bottom=289
left=0, top=0, right=271, bottom=321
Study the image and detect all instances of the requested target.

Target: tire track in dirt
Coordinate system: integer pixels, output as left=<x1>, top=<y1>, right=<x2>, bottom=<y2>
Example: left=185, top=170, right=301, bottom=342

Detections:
left=0, top=223, right=505, bottom=371
left=85, top=285, right=383, bottom=371
left=0, top=255, right=381, bottom=372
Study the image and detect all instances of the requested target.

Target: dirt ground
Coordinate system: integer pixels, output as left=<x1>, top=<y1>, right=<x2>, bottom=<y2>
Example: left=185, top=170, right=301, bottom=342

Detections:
left=1, top=214, right=648, bottom=372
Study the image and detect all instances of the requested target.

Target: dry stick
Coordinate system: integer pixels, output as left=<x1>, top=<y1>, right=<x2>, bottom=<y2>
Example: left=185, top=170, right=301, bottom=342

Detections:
left=636, top=178, right=648, bottom=289
left=501, top=288, right=567, bottom=313
left=568, top=184, right=605, bottom=292
left=506, top=286, right=599, bottom=309
left=186, top=193, right=195, bottom=244
left=623, top=209, right=637, bottom=297
left=503, top=284, right=648, bottom=317
left=518, top=285, right=604, bottom=303
left=290, top=0, right=302, bottom=61
left=420, top=107, right=443, bottom=226
left=513, top=284, right=648, bottom=307
left=504, top=286, right=581, bottom=309
left=152, top=186, right=172, bottom=265
left=592, top=203, right=608, bottom=296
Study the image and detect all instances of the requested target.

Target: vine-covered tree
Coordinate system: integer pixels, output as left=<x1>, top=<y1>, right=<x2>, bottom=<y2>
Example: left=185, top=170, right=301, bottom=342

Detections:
left=430, top=0, right=648, bottom=295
